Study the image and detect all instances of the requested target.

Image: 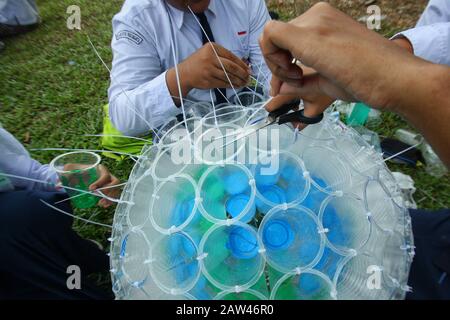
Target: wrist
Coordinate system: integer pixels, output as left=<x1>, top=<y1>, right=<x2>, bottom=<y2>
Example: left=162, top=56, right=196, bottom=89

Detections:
left=177, top=61, right=193, bottom=92
left=392, top=62, right=448, bottom=117
left=391, top=36, right=414, bottom=54
left=166, top=64, right=193, bottom=105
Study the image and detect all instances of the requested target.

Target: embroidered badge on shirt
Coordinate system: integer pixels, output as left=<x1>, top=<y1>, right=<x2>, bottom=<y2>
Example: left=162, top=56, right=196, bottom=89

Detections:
left=116, top=30, right=144, bottom=45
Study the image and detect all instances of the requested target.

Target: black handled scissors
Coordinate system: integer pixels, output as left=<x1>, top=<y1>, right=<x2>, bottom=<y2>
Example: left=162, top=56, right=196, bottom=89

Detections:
left=262, top=98, right=324, bottom=126
left=218, top=99, right=324, bottom=146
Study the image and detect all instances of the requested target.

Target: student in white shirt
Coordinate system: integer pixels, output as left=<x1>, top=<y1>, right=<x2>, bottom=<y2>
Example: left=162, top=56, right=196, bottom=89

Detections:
left=392, top=0, right=450, bottom=66
left=0, top=127, right=120, bottom=299
left=108, top=0, right=272, bottom=137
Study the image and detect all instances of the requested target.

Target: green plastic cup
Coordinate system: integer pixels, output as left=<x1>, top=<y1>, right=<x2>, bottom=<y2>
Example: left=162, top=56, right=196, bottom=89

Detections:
left=50, top=151, right=101, bottom=209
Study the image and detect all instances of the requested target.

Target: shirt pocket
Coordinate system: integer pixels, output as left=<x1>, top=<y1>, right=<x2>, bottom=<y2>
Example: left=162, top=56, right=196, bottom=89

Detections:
left=229, top=28, right=250, bottom=59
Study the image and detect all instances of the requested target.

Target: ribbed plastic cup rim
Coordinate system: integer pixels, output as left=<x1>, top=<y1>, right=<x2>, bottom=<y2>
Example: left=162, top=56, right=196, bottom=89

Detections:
left=50, top=151, right=101, bottom=174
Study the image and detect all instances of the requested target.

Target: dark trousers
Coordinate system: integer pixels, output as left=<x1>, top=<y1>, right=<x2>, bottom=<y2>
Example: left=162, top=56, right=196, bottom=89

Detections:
left=0, top=190, right=113, bottom=300
left=407, top=209, right=450, bottom=300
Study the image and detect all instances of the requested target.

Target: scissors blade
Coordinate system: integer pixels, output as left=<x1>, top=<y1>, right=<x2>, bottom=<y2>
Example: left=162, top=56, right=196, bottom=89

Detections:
left=211, top=116, right=272, bottom=141
left=219, top=119, right=275, bottom=148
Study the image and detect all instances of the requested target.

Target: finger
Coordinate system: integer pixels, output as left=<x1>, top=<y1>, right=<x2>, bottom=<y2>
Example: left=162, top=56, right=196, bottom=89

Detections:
left=260, top=20, right=309, bottom=64
left=97, top=176, right=121, bottom=208
left=214, top=44, right=250, bottom=72
left=282, top=73, right=355, bottom=102
left=270, top=76, right=283, bottom=96
left=98, top=198, right=111, bottom=208
left=211, top=76, right=240, bottom=90
left=212, top=67, right=248, bottom=88
left=266, top=51, right=303, bottom=80
left=263, top=51, right=303, bottom=84
left=89, top=165, right=111, bottom=190
left=99, top=176, right=121, bottom=197
left=265, top=94, right=300, bottom=113
left=218, top=57, right=251, bottom=84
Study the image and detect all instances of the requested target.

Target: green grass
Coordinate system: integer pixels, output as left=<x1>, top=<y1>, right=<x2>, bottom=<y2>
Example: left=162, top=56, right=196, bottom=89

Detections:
left=0, top=0, right=449, bottom=288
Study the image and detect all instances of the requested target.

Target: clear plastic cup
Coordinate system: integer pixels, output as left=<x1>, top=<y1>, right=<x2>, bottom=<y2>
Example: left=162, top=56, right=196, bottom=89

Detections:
left=157, top=117, right=203, bottom=148
left=154, top=117, right=178, bottom=143
left=203, top=106, right=249, bottom=128
left=214, top=289, right=267, bottom=300
left=189, top=276, right=221, bottom=300
left=150, top=232, right=201, bottom=294
left=119, top=230, right=151, bottom=288
left=126, top=173, right=156, bottom=228
left=364, top=180, right=397, bottom=231
left=193, top=123, right=245, bottom=165
left=335, top=253, right=387, bottom=300
left=50, top=151, right=101, bottom=209
left=151, top=147, right=189, bottom=181
left=270, top=270, right=335, bottom=300
left=333, top=129, right=382, bottom=179
left=258, top=205, right=324, bottom=273
left=382, top=231, right=412, bottom=291
left=245, top=123, right=296, bottom=156
left=150, top=174, right=199, bottom=234
left=232, top=91, right=265, bottom=107
left=319, top=195, right=371, bottom=253
left=188, top=102, right=212, bottom=118
left=313, top=245, right=347, bottom=281
left=302, top=146, right=352, bottom=195
left=251, top=151, right=310, bottom=215
left=197, top=164, right=256, bottom=223
left=198, top=222, right=265, bottom=290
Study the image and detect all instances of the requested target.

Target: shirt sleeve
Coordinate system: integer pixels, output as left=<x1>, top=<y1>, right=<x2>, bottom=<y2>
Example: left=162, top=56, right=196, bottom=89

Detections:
left=392, top=22, right=450, bottom=66
left=0, top=128, right=58, bottom=192
left=108, top=15, right=181, bottom=137
left=248, top=0, right=272, bottom=96
left=416, top=0, right=450, bottom=27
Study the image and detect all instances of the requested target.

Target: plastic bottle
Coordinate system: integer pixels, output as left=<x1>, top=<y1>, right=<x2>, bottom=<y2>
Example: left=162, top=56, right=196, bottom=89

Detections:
left=395, top=129, right=448, bottom=178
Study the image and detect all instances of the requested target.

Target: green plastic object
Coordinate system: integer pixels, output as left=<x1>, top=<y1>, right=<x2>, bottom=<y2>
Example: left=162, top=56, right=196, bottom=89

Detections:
left=101, top=104, right=152, bottom=161
left=60, top=167, right=99, bottom=209
left=51, top=152, right=101, bottom=209
left=347, top=102, right=371, bottom=126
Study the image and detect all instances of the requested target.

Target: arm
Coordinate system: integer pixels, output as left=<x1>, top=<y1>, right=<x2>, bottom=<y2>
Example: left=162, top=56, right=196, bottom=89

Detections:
left=259, top=2, right=450, bottom=166
left=109, top=19, right=250, bottom=136
left=392, top=22, right=450, bottom=66
left=0, top=128, right=58, bottom=192
left=108, top=19, right=181, bottom=137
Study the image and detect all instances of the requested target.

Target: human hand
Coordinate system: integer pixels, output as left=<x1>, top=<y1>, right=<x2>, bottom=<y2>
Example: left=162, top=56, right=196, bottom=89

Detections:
left=179, top=43, right=251, bottom=90
left=89, top=164, right=121, bottom=208
left=267, top=65, right=335, bottom=127
left=259, top=2, right=421, bottom=113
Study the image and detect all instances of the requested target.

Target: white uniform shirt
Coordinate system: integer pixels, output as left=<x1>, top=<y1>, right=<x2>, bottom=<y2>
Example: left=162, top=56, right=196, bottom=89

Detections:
left=0, top=0, right=39, bottom=25
left=108, top=0, right=271, bottom=137
left=394, top=0, right=450, bottom=66
left=0, top=127, right=58, bottom=192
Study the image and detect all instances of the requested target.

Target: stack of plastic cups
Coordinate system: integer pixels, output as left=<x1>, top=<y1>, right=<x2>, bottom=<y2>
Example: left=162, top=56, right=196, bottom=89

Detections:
left=119, top=229, right=151, bottom=289
left=198, top=222, right=265, bottom=292
left=252, top=152, right=310, bottom=216
left=198, top=164, right=256, bottom=223
left=150, top=174, right=199, bottom=234
left=150, top=232, right=201, bottom=295
left=258, top=206, right=327, bottom=299
left=319, top=195, right=371, bottom=253
left=270, top=270, right=335, bottom=300
left=232, top=91, right=265, bottom=107
left=203, top=106, right=249, bottom=128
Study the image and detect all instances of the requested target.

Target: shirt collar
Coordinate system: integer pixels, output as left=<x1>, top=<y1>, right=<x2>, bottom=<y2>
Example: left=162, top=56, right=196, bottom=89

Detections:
left=167, top=0, right=217, bottom=30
